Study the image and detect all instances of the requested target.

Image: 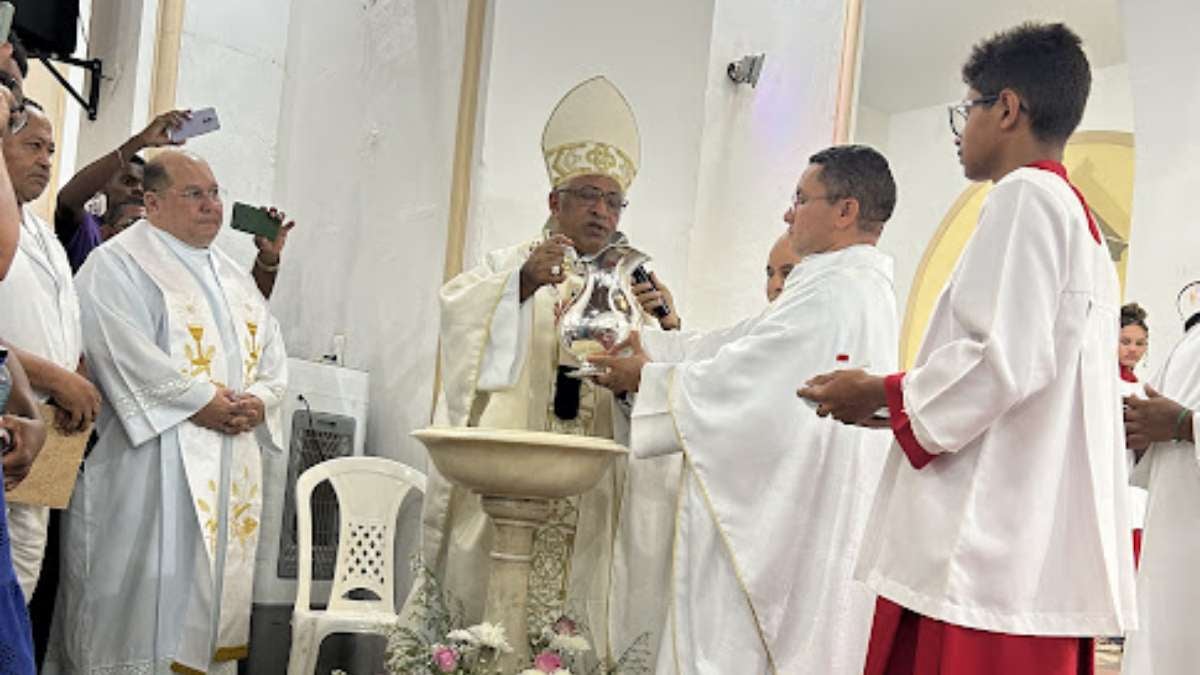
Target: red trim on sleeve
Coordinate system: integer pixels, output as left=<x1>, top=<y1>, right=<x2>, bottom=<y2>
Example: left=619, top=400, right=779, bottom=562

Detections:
left=884, top=372, right=937, bottom=469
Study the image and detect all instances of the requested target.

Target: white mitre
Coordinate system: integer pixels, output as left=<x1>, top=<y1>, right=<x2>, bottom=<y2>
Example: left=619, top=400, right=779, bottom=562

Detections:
left=541, top=76, right=641, bottom=192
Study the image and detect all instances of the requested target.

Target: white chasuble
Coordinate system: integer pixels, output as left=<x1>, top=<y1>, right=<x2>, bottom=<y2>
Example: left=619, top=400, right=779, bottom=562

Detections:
left=630, top=245, right=898, bottom=674
left=1122, top=326, right=1200, bottom=675
left=417, top=237, right=678, bottom=665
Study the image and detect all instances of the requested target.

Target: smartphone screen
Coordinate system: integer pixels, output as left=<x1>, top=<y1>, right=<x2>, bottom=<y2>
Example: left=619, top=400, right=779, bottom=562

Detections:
left=231, top=202, right=281, bottom=241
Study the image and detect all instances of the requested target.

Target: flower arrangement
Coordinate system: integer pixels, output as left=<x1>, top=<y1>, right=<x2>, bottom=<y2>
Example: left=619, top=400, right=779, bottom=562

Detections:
left=385, top=561, right=650, bottom=674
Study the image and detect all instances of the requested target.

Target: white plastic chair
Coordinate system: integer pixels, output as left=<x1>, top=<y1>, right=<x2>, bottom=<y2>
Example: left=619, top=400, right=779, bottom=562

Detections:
left=287, top=456, right=426, bottom=674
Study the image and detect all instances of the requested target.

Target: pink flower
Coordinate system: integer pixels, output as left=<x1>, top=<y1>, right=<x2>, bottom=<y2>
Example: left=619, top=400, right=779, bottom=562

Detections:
left=552, top=616, right=578, bottom=636
left=533, top=650, right=563, bottom=672
left=431, top=645, right=459, bottom=673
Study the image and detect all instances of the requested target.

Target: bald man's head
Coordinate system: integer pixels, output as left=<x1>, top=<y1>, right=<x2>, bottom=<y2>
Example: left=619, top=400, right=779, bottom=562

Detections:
left=143, top=150, right=225, bottom=248
left=766, top=233, right=803, bottom=302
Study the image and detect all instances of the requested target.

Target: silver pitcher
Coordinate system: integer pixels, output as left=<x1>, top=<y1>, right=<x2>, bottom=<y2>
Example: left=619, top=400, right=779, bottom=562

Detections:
left=557, top=234, right=649, bottom=378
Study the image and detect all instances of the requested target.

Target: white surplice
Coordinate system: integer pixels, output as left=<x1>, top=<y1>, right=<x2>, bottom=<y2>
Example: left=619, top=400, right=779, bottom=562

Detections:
left=1122, top=326, right=1200, bottom=675
left=0, top=205, right=82, bottom=600
left=630, top=244, right=897, bottom=674
left=45, top=221, right=286, bottom=675
left=417, top=237, right=678, bottom=664
left=856, top=167, right=1137, bottom=636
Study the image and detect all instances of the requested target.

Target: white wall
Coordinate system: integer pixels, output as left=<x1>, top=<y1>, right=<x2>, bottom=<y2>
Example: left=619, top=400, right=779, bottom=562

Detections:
left=1121, top=0, right=1200, bottom=371
left=174, top=0, right=293, bottom=265
left=872, top=100, right=969, bottom=319
left=469, top=0, right=716, bottom=315
left=854, top=103, right=889, bottom=153
left=268, top=0, right=467, bottom=473
left=866, top=62, right=1135, bottom=320
left=682, top=0, right=849, bottom=330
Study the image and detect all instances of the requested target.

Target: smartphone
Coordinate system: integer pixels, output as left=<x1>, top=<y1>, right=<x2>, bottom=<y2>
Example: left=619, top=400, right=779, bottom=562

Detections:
left=168, top=107, right=220, bottom=143
left=231, top=202, right=281, bottom=241
left=0, top=3, right=14, bottom=47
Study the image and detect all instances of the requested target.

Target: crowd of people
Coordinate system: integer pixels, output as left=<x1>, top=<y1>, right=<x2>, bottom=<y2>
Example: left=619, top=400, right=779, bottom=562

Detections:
left=0, top=13, right=1195, bottom=675
left=0, top=32, right=294, bottom=675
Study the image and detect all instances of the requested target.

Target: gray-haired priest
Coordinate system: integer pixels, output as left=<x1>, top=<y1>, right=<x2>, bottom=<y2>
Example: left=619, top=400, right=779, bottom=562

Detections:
left=415, top=76, right=680, bottom=667
left=45, top=150, right=288, bottom=675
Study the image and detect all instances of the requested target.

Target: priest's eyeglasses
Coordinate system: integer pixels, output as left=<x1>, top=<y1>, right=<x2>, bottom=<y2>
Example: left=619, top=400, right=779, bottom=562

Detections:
left=947, top=95, right=999, bottom=138
left=163, top=186, right=227, bottom=203
left=558, top=186, right=628, bottom=213
left=792, top=192, right=840, bottom=208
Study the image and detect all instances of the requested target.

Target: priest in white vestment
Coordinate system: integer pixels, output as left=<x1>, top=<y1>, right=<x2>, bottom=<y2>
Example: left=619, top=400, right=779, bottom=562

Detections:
left=417, top=76, right=680, bottom=663
left=591, top=145, right=899, bottom=674
left=1121, top=310, right=1200, bottom=675
left=0, top=103, right=93, bottom=603
left=44, top=150, right=287, bottom=675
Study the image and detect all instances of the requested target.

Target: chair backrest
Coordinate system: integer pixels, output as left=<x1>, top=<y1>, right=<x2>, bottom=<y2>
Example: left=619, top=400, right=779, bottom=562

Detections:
left=293, top=456, right=426, bottom=615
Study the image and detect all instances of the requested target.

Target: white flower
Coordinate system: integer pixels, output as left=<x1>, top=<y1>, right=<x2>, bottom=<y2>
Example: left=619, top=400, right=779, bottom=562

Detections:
left=447, top=628, right=478, bottom=645
left=548, top=633, right=591, bottom=653
left=518, top=671, right=571, bottom=675
left=467, top=622, right=513, bottom=653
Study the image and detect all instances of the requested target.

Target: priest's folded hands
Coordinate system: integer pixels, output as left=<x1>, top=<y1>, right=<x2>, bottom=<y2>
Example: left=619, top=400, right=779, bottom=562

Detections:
left=797, top=368, right=890, bottom=427
left=588, top=331, right=650, bottom=396
left=190, top=386, right=266, bottom=436
left=1124, top=385, right=1194, bottom=450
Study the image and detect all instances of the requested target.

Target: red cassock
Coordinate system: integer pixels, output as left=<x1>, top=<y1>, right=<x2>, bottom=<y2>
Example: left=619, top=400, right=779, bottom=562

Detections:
left=861, top=373, right=1095, bottom=675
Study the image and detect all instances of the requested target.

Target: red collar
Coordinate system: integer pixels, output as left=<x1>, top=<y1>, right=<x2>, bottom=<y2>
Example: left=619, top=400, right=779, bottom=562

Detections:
left=1025, top=160, right=1102, bottom=246
left=1119, top=364, right=1138, bottom=383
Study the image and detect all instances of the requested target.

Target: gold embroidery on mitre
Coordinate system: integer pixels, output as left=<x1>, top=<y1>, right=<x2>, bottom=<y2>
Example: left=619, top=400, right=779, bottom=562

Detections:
left=545, top=141, right=636, bottom=191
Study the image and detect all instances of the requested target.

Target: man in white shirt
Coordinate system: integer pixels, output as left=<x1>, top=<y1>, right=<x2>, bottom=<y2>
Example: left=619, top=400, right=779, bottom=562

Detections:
left=0, top=101, right=95, bottom=605
left=800, top=23, right=1135, bottom=674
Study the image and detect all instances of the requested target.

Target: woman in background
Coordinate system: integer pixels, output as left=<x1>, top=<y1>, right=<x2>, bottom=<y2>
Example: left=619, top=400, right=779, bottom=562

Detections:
left=1119, top=302, right=1150, bottom=565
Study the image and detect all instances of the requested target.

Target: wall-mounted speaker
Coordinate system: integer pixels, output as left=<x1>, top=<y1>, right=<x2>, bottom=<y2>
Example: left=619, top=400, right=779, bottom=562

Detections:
left=12, top=0, right=79, bottom=58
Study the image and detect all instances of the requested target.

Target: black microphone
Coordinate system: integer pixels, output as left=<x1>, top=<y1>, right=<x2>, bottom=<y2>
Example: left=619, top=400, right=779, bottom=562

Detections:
left=631, top=265, right=670, bottom=319
left=608, top=232, right=670, bottom=319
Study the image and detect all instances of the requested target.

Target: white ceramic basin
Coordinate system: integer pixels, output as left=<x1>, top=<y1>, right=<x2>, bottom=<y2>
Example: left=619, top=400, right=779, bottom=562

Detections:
left=411, top=427, right=628, bottom=498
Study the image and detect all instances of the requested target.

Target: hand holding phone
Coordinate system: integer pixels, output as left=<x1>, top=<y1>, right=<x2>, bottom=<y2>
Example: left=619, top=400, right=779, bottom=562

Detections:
left=231, top=202, right=281, bottom=242
left=168, top=107, right=221, bottom=143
